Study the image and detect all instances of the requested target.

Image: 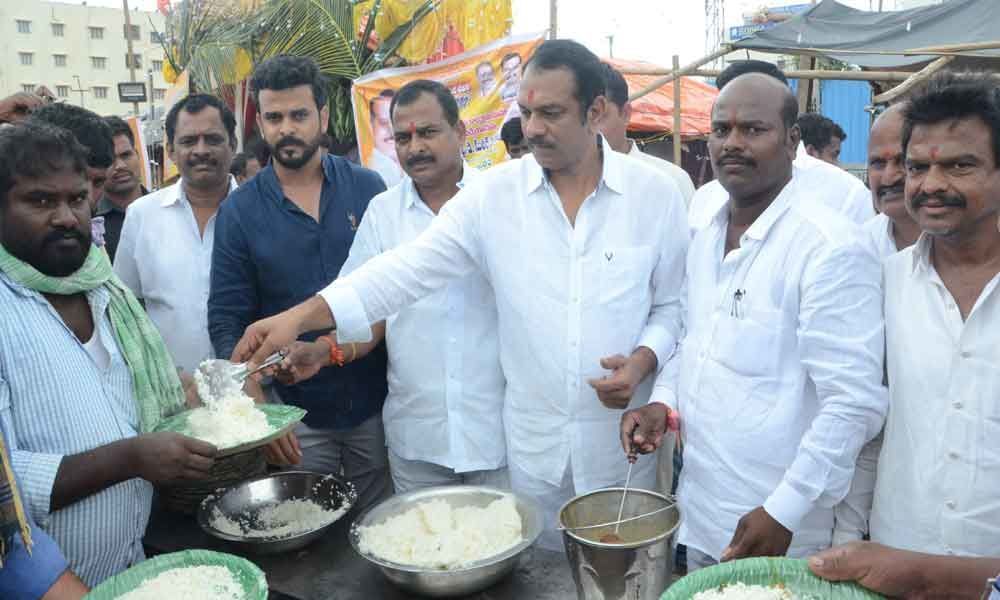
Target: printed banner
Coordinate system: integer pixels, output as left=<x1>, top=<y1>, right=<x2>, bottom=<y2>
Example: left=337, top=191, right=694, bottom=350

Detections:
left=125, top=115, right=152, bottom=191
left=352, top=31, right=544, bottom=181
left=162, top=69, right=190, bottom=184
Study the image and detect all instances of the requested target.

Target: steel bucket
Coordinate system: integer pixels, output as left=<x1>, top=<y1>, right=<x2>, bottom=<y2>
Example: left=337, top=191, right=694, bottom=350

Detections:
left=559, top=488, right=680, bottom=600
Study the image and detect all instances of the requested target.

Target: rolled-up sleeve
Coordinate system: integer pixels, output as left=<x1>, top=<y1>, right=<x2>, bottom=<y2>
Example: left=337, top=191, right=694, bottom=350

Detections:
left=0, top=378, right=62, bottom=522
left=763, top=242, right=888, bottom=532
left=319, top=187, right=484, bottom=343
left=636, top=181, right=688, bottom=368
left=0, top=524, right=69, bottom=600
left=209, top=201, right=260, bottom=361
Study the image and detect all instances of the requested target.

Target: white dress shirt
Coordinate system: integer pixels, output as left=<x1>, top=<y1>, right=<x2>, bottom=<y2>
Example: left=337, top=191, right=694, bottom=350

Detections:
left=114, top=177, right=237, bottom=374
left=871, top=235, right=1000, bottom=557
left=626, top=141, right=696, bottom=207
left=688, top=153, right=874, bottom=232
left=861, top=213, right=899, bottom=261
left=652, top=171, right=887, bottom=559
left=321, top=140, right=688, bottom=496
left=340, top=165, right=506, bottom=473
left=370, top=148, right=403, bottom=188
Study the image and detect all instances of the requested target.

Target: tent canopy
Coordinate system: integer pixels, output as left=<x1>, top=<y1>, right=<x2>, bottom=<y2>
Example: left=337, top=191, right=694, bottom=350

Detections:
left=606, top=58, right=719, bottom=139
left=732, top=0, right=1000, bottom=69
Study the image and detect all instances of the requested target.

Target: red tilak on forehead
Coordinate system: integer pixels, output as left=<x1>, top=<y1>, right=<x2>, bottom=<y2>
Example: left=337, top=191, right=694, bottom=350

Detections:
left=930, top=146, right=940, bottom=160
left=528, top=89, right=535, bottom=102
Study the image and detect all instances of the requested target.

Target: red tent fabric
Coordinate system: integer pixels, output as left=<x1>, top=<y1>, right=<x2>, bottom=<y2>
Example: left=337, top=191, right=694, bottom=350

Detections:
left=605, top=58, right=718, bottom=139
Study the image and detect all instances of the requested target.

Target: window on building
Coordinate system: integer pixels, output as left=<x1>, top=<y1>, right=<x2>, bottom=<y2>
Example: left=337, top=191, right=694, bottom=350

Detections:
left=124, top=24, right=140, bottom=40
left=153, top=88, right=165, bottom=101
left=19, top=52, right=33, bottom=66
left=125, top=53, right=142, bottom=69
left=93, top=86, right=108, bottom=99
left=21, top=84, right=35, bottom=93
left=54, top=54, right=67, bottom=67
left=152, top=59, right=164, bottom=72
left=56, top=85, right=70, bottom=98
left=16, top=20, right=31, bottom=34
left=89, top=26, right=104, bottom=40
left=52, top=23, right=64, bottom=37
left=150, top=31, right=163, bottom=44
left=91, top=56, right=107, bottom=70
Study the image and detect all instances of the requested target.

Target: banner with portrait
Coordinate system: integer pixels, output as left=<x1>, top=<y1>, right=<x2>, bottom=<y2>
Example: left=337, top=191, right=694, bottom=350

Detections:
left=352, top=31, right=544, bottom=181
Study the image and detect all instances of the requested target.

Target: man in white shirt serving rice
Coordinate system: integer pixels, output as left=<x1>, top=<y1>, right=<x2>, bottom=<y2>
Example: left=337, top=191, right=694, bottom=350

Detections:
left=232, top=39, right=688, bottom=550
left=621, top=72, right=886, bottom=569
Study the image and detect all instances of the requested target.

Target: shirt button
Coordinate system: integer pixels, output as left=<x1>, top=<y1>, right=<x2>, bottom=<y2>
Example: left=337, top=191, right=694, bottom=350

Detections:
left=960, top=351, right=971, bottom=359
left=948, top=451, right=959, bottom=460
left=953, top=401, right=964, bottom=409
left=946, top=500, right=956, bottom=509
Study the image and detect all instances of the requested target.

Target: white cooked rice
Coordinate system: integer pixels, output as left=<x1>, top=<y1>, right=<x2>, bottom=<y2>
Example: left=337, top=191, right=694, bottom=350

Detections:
left=186, top=388, right=273, bottom=449
left=210, top=498, right=347, bottom=539
left=117, top=565, right=244, bottom=600
left=692, top=583, right=797, bottom=600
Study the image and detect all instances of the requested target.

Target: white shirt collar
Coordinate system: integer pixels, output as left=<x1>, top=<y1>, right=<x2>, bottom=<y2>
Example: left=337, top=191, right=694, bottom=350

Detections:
left=708, top=168, right=799, bottom=242
left=402, top=161, right=478, bottom=211
left=524, top=136, right=625, bottom=196
left=160, top=175, right=238, bottom=207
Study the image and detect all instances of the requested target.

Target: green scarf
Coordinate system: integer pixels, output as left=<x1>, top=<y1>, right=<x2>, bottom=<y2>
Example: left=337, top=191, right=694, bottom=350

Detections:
left=0, top=244, right=183, bottom=432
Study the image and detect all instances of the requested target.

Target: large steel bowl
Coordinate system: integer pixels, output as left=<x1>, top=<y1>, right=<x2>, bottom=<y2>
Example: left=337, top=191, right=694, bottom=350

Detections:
left=197, top=470, right=355, bottom=555
left=349, top=485, right=543, bottom=598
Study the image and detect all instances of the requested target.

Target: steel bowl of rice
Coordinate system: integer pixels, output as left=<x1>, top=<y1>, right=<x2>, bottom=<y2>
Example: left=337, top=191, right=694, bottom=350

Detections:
left=197, top=471, right=356, bottom=555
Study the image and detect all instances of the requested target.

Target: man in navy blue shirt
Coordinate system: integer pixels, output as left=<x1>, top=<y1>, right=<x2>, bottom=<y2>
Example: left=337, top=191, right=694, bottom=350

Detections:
left=209, top=55, right=391, bottom=511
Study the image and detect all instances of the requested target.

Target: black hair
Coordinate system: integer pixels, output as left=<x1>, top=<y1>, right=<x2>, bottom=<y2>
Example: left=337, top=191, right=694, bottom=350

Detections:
left=164, top=93, right=236, bottom=146
left=369, top=89, right=395, bottom=121
left=28, top=103, right=113, bottom=169
left=602, top=63, right=629, bottom=109
left=500, top=117, right=524, bottom=147
left=781, top=91, right=799, bottom=131
left=716, top=60, right=788, bottom=90
left=246, top=137, right=270, bottom=166
left=104, top=115, right=135, bottom=148
left=524, top=39, right=607, bottom=120
left=251, top=54, right=328, bottom=111
left=797, top=112, right=846, bottom=151
left=390, top=79, right=460, bottom=127
left=0, top=122, right=88, bottom=204
left=501, top=53, right=521, bottom=69
left=230, top=152, right=248, bottom=177
left=902, top=70, right=1000, bottom=167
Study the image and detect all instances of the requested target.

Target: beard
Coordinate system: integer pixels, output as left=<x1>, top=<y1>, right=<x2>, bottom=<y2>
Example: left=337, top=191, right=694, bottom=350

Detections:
left=2, top=225, right=91, bottom=278
left=271, top=134, right=322, bottom=170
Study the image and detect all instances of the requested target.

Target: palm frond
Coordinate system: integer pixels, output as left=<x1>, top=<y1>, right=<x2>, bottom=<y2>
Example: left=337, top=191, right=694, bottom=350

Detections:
left=255, top=0, right=360, bottom=79
left=360, top=0, right=439, bottom=73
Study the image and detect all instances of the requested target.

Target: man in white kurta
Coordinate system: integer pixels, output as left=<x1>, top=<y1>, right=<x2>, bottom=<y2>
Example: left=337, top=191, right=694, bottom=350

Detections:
left=232, top=41, right=688, bottom=550
left=623, top=73, right=886, bottom=569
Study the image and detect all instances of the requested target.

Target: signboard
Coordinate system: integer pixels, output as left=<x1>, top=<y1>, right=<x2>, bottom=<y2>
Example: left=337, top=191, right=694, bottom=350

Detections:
left=118, top=82, right=147, bottom=103
left=352, top=31, right=544, bottom=180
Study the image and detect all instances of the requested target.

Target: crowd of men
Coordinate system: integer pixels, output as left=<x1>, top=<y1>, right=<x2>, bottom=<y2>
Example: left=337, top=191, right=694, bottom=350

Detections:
left=0, top=37, right=997, bottom=600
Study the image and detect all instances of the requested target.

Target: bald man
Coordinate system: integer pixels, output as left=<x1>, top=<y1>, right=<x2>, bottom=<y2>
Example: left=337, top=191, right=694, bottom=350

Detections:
left=862, top=104, right=921, bottom=260
left=621, top=73, right=887, bottom=570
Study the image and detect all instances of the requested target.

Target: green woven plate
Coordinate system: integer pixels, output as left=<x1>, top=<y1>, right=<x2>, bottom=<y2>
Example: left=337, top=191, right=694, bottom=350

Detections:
left=85, top=549, right=267, bottom=599
left=154, top=404, right=306, bottom=457
left=662, top=557, right=886, bottom=599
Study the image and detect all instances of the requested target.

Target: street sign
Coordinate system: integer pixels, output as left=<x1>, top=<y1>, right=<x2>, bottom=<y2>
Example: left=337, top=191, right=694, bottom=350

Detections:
left=118, top=82, right=147, bottom=103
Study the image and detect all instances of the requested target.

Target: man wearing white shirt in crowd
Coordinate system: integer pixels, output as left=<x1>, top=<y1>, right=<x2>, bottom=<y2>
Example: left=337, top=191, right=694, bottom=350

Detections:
left=622, top=73, right=886, bottom=569
left=115, top=95, right=238, bottom=378
left=861, top=103, right=921, bottom=261
left=233, top=40, right=688, bottom=550
left=688, top=61, right=874, bottom=232
left=278, top=79, right=508, bottom=492
left=600, top=64, right=695, bottom=207
left=871, top=70, right=1000, bottom=558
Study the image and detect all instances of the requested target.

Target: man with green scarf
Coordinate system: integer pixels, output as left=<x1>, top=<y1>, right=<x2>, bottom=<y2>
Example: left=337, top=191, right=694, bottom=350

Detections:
left=0, top=122, right=217, bottom=586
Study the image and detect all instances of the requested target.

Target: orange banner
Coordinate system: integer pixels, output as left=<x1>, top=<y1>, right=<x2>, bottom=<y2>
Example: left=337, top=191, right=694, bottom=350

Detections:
left=352, top=32, right=544, bottom=180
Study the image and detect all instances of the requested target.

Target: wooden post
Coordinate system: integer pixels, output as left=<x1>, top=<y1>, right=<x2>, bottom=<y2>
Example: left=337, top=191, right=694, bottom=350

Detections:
left=796, top=54, right=814, bottom=113
left=629, top=45, right=733, bottom=101
left=122, top=0, right=140, bottom=116
left=549, top=0, right=557, bottom=39
left=872, top=55, right=955, bottom=104
left=618, top=68, right=913, bottom=82
left=672, top=55, right=682, bottom=167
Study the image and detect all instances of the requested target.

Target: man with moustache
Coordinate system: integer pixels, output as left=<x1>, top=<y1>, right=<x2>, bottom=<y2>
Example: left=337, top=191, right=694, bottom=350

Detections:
left=869, top=71, right=1000, bottom=558
left=95, top=117, right=148, bottom=263
left=209, top=55, right=391, bottom=512
left=231, top=40, right=688, bottom=549
left=0, top=122, right=216, bottom=586
left=621, top=73, right=885, bottom=569
left=114, top=94, right=238, bottom=380
left=688, top=61, right=873, bottom=231
left=277, top=80, right=508, bottom=493
left=861, top=104, right=921, bottom=261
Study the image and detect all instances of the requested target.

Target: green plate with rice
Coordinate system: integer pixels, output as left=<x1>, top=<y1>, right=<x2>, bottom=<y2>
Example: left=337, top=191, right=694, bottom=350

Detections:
left=662, top=557, right=886, bottom=599
left=154, top=404, right=306, bottom=457
left=85, top=549, right=267, bottom=599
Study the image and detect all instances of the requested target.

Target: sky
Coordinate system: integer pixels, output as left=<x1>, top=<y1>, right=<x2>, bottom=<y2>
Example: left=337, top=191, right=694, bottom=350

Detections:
left=66, top=0, right=905, bottom=66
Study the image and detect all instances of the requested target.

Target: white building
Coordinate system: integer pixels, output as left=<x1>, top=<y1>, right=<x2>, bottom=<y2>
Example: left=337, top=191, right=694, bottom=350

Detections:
left=0, top=1, right=168, bottom=118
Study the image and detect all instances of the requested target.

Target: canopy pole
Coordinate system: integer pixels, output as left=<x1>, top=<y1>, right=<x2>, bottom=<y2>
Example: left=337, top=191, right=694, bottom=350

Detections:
left=629, top=45, right=733, bottom=101
left=619, top=68, right=913, bottom=82
left=873, top=55, right=955, bottom=104
left=672, top=55, right=682, bottom=166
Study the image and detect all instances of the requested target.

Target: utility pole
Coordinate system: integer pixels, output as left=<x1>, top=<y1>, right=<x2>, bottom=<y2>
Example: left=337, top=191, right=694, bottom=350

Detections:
left=72, top=75, right=88, bottom=108
left=549, top=0, right=557, bottom=39
left=122, top=0, right=140, bottom=116
left=606, top=35, right=615, bottom=58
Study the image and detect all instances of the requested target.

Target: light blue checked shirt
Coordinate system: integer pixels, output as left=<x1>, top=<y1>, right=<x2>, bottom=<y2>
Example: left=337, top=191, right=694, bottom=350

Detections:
left=0, top=272, right=151, bottom=586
